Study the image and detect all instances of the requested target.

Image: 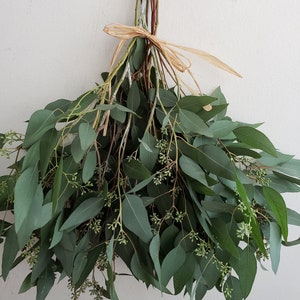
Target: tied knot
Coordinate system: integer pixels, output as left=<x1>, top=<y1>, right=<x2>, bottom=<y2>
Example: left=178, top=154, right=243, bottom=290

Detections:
left=103, top=23, right=242, bottom=77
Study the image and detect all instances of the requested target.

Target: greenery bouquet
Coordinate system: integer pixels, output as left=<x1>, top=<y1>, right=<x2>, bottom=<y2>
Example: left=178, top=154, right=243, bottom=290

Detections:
left=1, top=1, right=300, bottom=299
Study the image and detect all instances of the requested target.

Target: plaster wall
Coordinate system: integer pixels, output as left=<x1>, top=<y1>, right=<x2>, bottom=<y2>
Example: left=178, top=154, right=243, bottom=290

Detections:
left=1, top=0, right=300, bottom=299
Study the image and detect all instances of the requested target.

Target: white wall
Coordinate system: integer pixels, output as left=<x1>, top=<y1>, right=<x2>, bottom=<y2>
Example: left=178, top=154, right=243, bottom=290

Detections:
left=1, top=0, right=300, bottom=299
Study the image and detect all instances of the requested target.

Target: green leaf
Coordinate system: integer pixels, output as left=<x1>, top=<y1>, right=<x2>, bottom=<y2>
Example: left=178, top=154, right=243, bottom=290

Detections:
left=139, top=132, right=159, bottom=170
left=287, top=208, right=300, bottom=226
left=54, top=242, right=75, bottom=277
left=127, top=176, right=155, bottom=194
left=75, top=244, right=103, bottom=289
left=277, top=158, right=300, bottom=178
left=158, top=89, right=178, bottom=107
left=82, top=150, right=97, bottom=183
left=258, top=151, right=293, bottom=167
left=130, top=253, right=158, bottom=288
left=127, top=81, right=140, bottom=112
left=123, top=159, right=151, bottom=180
left=160, top=225, right=180, bottom=255
left=2, top=226, right=19, bottom=280
left=49, top=213, right=64, bottom=248
left=132, top=38, right=145, bottom=70
left=263, top=186, right=288, bottom=241
left=14, top=167, right=38, bottom=234
left=268, top=175, right=300, bottom=193
left=22, top=141, right=40, bottom=171
left=179, top=155, right=207, bottom=186
left=122, top=194, right=152, bottom=243
left=36, top=267, right=55, bottom=300
left=178, top=140, right=234, bottom=180
left=177, top=95, right=216, bottom=112
left=17, top=184, right=44, bottom=248
left=210, top=219, right=239, bottom=258
left=111, top=107, right=127, bottom=123
left=79, top=123, right=97, bottom=151
left=60, top=197, right=104, bottom=232
left=66, top=91, right=98, bottom=116
left=179, top=109, right=209, bottom=135
left=44, top=98, right=71, bottom=116
left=226, top=143, right=261, bottom=158
left=71, top=136, right=85, bottom=163
left=209, top=120, right=238, bottom=138
left=269, top=222, right=281, bottom=273
left=202, top=200, right=237, bottom=215
left=31, top=241, right=52, bottom=282
left=149, top=234, right=161, bottom=283
left=72, top=251, right=88, bottom=285
left=231, top=246, right=257, bottom=298
left=225, top=276, right=243, bottom=300
left=161, top=245, right=186, bottom=286
left=40, top=129, right=58, bottom=176
left=273, top=171, right=300, bottom=185
left=198, top=104, right=228, bottom=122
left=233, top=126, right=277, bottom=157
left=210, top=86, right=227, bottom=120
left=23, top=109, right=57, bottom=148
left=19, top=273, right=35, bottom=294
left=173, top=254, right=195, bottom=294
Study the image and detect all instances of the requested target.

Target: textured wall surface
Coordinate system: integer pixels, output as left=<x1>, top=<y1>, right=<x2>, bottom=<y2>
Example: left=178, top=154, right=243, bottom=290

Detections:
left=1, top=0, right=300, bottom=299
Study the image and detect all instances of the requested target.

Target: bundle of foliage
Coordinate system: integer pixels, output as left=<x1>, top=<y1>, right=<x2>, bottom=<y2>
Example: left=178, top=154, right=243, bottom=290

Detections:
left=1, top=1, right=300, bottom=299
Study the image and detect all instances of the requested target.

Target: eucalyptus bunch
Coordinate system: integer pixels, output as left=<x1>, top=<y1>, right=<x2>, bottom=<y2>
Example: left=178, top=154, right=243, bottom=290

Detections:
left=1, top=1, right=300, bottom=300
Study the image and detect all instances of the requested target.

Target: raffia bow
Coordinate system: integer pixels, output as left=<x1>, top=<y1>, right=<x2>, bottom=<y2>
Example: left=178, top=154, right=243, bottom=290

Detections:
left=103, top=23, right=242, bottom=79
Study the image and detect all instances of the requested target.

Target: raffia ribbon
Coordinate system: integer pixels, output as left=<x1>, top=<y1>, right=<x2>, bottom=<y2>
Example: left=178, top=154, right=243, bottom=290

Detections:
left=103, top=23, right=242, bottom=78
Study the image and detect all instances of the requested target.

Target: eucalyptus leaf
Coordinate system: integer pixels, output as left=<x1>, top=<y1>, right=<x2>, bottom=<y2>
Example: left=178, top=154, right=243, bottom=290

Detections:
left=179, top=155, right=207, bottom=186
left=149, top=234, right=162, bottom=283
left=178, top=140, right=234, bottom=180
left=210, top=86, right=227, bottom=120
left=231, top=246, right=257, bottom=299
left=173, top=254, right=195, bottom=294
left=139, top=132, right=159, bottom=170
left=122, top=194, right=152, bottom=243
left=78, top=123, right=97, bottom=151
left=177, top=95, right=216, bottom=112
left=1, top=225, right=19, bottom=280
left=132, top=38, right=145, bottom=70
left=36, top=267, right=55, bottom=300
left=82, top=150, right=97, bottom=183
left=14, top=167, right=38, bottom=235
left=158, top=89, right=178, bottom=107
left=19, top=273, right=35, bottom=294
left=210, top=218, right=239, bottom=258
left=287, top=208, right=300, bottom=226
left=234, top=126, right=277, bottom=157
left=161, top=245, right=186, bottom=286
left=263, top=186, right=288, bottom=241
left=209, top=119, right=238, bottom=138
left=123, top=159, right=151, bottom=180
left=179, top=109, right=209, bottom=135
left=127, top=81, right=140, bottom=112
left=23, top=109, right=57, bottom=148
left=60, top=197, right=104, bottom=232
left=269, top=222, right=281, bottom=273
